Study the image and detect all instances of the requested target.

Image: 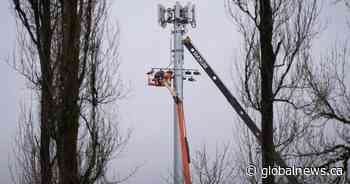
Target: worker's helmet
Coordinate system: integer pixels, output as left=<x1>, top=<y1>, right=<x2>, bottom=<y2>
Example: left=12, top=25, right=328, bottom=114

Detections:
left=154, top=70, right=165, bottom=80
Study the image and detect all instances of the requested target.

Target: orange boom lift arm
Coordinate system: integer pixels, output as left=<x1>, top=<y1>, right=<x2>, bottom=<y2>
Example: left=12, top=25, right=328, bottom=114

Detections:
left=147, top=69, right=192, bottom=184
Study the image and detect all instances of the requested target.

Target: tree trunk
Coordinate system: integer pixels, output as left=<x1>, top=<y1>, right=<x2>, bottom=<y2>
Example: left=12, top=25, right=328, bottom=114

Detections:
left=57, top=1, right=81, bottom=183
left=259, top=0, right=275, bottom=184
left=39, top=1, right=53, bottom=183
left=40, top=90, right=52, bottom=184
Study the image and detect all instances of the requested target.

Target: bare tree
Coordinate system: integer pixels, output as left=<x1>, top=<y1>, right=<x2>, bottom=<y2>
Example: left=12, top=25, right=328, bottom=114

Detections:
left=191, top=144, right=235, bottom=184
left=293, top=42, right=350, bottom=183
left=280, top=1, right=350, bottom=183
left=226, top=0, right=321, bottom=183
left=10, top=0, right=133, bottom=184
left=10, top=104, right=46, bottom=184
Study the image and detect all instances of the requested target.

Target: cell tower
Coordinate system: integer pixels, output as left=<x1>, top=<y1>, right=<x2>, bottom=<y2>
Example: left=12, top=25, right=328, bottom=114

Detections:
left=155, top=2, right=196, bottom=184
left=148, top=2, right=301, bottom=184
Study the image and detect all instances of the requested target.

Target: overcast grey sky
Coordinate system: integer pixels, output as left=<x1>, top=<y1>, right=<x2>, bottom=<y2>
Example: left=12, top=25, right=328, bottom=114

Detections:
left=0, top=0, right=349, bottom=183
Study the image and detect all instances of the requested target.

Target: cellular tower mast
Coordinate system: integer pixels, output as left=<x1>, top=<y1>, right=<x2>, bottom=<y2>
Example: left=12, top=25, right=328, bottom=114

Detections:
left=148, top=1, right=300, bottom=184
left=157, top=2, right=196, bottom=184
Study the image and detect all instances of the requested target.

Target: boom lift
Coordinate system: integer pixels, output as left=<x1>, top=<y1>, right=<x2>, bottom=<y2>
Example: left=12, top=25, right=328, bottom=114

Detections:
left=183, top=36, right=299, bottom=184
left=146, top=36, right=299, bottom=184
left=147, top=69, right=192, bottom=184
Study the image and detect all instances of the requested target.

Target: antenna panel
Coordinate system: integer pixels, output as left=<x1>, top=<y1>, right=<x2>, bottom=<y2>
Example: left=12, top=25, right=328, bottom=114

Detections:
left=158, top=4, right=167, bottom=28
left=190, top=4, right=196, bottom=28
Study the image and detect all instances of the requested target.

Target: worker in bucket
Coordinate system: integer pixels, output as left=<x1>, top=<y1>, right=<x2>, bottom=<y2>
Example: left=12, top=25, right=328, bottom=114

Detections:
left=147, top=69, right=173, bottom=86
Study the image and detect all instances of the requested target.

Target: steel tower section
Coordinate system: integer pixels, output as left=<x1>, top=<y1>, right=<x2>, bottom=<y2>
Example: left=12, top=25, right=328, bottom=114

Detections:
left=157, top=2, right=196, bottom=183
left=173, top=3, right=185, bottom=183
left=172, top=2, right=185, bottom=184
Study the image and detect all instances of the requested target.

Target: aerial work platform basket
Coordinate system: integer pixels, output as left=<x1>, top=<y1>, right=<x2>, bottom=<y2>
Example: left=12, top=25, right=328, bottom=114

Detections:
left=147, top=69, right=174, bottom=87
left=146, top=67, right=192, bottom=184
